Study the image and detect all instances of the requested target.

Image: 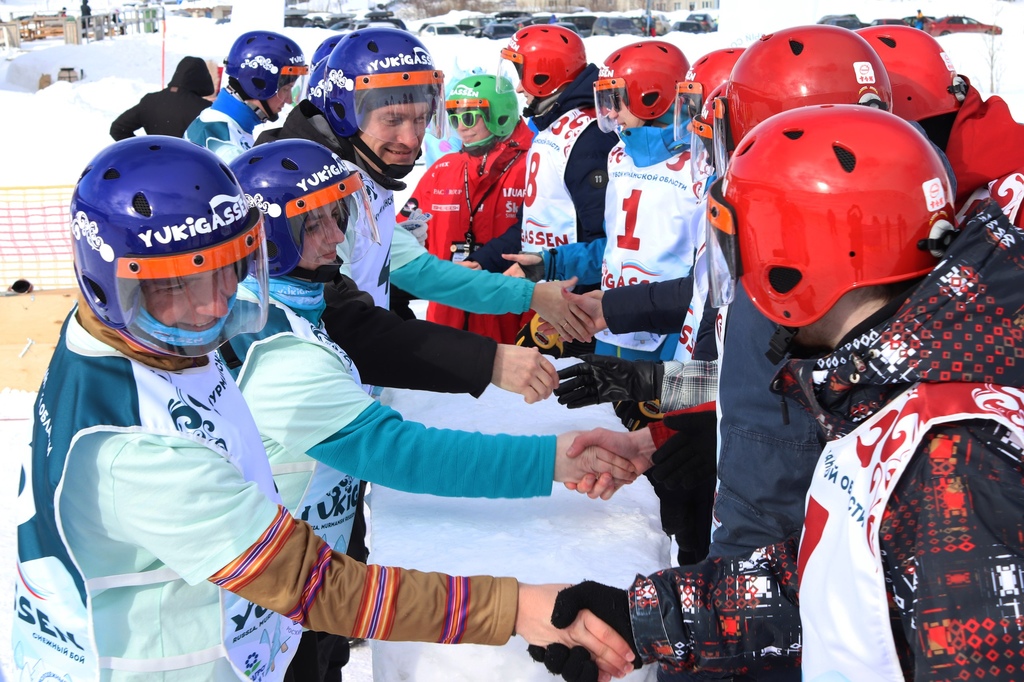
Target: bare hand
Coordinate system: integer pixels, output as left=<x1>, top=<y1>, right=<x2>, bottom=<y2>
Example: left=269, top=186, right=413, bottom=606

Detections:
left=516, top=583, right=636, bottom=681
left=537, top=289, right=606, bottom=340
left=554, top=431, right=640, bottom=500
left=502, top=252, right=542, bottom=280
left=491, top=344, right=559, bottom=403
left=456, top=259, right=482, bottom=269
left=531, top=278, right=600, bottom=342
left=503, top=262, right=526, bottom=278
left=566, top=428, right=656, bottom=478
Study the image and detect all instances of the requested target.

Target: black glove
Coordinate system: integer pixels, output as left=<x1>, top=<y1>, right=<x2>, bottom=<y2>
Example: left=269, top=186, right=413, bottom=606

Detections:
left=526, top=581, right=641, bottom=682
left=555, top=354, right=664, bottom=408
left=648, top=403, right=718, bottom=491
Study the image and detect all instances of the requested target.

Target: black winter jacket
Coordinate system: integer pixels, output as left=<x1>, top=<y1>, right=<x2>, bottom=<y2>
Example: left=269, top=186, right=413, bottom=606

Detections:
left=109, top=56, right=214, bottom=140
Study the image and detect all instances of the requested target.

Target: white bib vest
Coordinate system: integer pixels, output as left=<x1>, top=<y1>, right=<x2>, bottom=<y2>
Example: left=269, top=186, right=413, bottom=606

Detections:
left=346, top=172, right=395, bottom=307
left=234, top=299, right=365, bottom=554
left=14, top=349, right=300, bottom=681
left=596, top=143, right=700, bottom=352
left=520, top=108, right=599, bottom=252
left=800, top=382, right=1024, bottom=681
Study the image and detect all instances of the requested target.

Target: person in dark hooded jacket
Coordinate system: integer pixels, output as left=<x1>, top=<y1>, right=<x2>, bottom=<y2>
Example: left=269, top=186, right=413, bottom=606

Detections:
left=109, top=56, right=214, bottom=140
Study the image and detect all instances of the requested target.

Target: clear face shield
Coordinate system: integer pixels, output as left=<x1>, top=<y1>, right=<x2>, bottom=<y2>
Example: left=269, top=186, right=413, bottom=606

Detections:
left=279, top=64, right=309, bottom=106
left=285, top=170, right=381, bottom=268
left=705, top=178, right=741, bottom=308
left=354, top=70, right=447, bottom=143
left=711, top=96, right=733, bottom=179
left=496, top=48, right=523, bottom=95
left=116, top=208, right=270, bottom=357
left=673, top=81, right=703, bottom=143
left=674, top=81, right=716, bottom=183
left=593, top=77, right=628, bottom=134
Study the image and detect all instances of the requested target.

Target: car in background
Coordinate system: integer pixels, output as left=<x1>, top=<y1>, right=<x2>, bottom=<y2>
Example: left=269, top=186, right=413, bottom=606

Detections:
left=476, top=22, right=518, bottom=40
left=562, top=14, right=597, bottom=37
left=685, top=12, right=717, bottom=32
left=869, top=18, right=908, bottom=26
left=361, top=10, right=408, bottom=31
left=817, top=13, right=869, bottom=29
left=551, top=21, right=580, bottom=34
left=590, top=15, right=643, bottom=36
left=670, top=20, right=705, bottom=34
left=455, top=15, right=490, bottom=35
left=926, top=15, right=1002, bottom=36
left=419, top=23, right=461, bottom=36
left=902, top=14, right=937, bottom=27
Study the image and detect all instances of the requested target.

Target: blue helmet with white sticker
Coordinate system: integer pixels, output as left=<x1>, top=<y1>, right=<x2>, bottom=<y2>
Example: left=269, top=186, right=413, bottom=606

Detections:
left=230, top=139, right=379, bottom=279
left=322, top=27, right=445, bottom=139
left=71, top=136, right=269, bottom=356
left=225, top=30, right=308, bottom=101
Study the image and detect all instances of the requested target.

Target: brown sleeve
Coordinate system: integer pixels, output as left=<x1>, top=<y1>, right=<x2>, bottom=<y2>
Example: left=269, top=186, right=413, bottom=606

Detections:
left=222, top=513, right=519, bottom=645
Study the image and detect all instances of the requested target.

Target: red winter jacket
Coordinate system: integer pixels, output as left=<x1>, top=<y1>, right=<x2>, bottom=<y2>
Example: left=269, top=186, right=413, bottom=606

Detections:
left=401, top=120, right=534, bottom=343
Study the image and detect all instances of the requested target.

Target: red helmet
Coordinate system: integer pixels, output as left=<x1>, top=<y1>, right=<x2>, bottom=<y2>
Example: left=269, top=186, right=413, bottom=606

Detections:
left=722, top=25, right=893, bottom=157
left=707, top=105, right=953, bottom=327
left=857, top=25, right=964, bottom=122
left=674, top=47, right=744, bottom=143
left=500, top=25, right=586, bottom=99
left=595, top=41, right=689, bottom=131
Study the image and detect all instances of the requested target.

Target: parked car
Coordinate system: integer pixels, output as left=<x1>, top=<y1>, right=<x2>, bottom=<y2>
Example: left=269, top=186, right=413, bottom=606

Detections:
left=419, top=23, right=461, bottom=36
left=551, top=21, right=580, bottom=34
left=817, top=14, right=869, bottom=29
left=926, top=15, right=1002, bottom=36
left=455, top=15, right=490, bottom=35
left=901, top=14, right=937, bottom=27
left=685, top=12, right=717, bottom=32
left=590, top=15, right=643, bottom=36
left=869, top=18, right=908, bottom=26
left=670, top=20, right=705, bottom=34
left=562, top=13, right=597, bottom=37
left=476, top=22, right=518, bottom=40
left=360, top=10, right=407, bottom=31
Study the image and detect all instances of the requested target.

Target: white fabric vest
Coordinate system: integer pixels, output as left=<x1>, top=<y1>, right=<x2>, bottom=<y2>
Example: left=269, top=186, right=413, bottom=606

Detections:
left=800, top=382, right=1024, bottom=681
left=14, top=353, right=300, bottom=681
left=596, top=143, right=700, bottom=352
left=345, top=172, right=395, bottom=307
left=235, top=299, right=365, bottom=554
left=520, top=108, right=599, bottom=252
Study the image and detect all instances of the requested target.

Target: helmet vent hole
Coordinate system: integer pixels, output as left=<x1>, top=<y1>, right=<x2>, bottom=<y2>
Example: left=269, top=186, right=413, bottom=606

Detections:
left=102, top=168, right=121, bottom=180
left=497, top=115, right=509, bottom=126
left=833, top=145, right=856, bottom=173
left=267, top=240, right=279, bottom=259
left=246, top=156, right=263, bottom=166
left=641, top=92, right=659, bottom=108
left=281, top=158, right=300, bottom=171
left=878, top=37, right=896, bottom=48
left=132, top=192, right=152, bottom=217
left=783, top=130, right=804, bottom=140
left=367, top=40, right=379, bottom=53
left=788, top=40, right=804, bottom=56
left=534, top=74, right=549, bottom=87
left=769, top=267, right=802, bottom=294
left=252, top=77, right=267, bottom=92
left=83, top=276, right=107, bottom=305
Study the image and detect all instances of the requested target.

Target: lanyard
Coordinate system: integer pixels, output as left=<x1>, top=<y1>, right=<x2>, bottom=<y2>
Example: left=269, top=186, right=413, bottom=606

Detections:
left=459, top=150, right=522, bottom=252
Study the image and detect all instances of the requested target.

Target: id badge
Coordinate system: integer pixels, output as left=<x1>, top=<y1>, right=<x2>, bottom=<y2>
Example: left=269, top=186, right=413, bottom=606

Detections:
left=450, top=241, right=471, bottom=263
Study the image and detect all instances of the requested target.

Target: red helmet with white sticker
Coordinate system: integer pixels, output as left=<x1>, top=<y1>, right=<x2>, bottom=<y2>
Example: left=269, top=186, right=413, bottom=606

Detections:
left=706, top=105, right=953, bottom=327
left=498, top=25, right=586, bottom=99
left=857, top=24, right=964, bottom=122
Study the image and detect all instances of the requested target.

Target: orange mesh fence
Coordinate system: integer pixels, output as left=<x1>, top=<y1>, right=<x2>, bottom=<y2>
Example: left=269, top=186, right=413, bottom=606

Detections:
left=0, top=185, right=76, bottom=291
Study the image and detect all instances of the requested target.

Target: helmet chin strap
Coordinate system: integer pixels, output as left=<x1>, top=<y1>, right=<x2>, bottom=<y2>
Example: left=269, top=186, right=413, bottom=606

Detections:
left=259, top=99, right=278, bottom=123
left=350, top=135, right=418, bottom=180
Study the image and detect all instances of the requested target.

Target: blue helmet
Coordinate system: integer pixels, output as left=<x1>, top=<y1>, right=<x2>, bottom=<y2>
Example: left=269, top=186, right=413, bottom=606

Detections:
left=71, top=136, right=269, bottom=357
left=312, top=33, right=345, bottom=65
left=225, top=30, right=308, bottom=101
left=322, top=27, right=445, bottom=139
left=230, top=140, right=379, bottom=279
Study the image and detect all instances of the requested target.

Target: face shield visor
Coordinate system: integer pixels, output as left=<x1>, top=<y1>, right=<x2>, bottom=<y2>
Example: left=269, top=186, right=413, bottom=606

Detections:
left=354, top=69, right=447, bottom=143
left=705, top=177, right=741, bottom=308
left=496, top=48, right=523, bottom=95
left=286, top=171, right=380, bottom=268
left=711, top=96, right=733, bottom=179
left=673, top=81, right=703, bottom=143
left=279, top=64, right=309, bottom=107
left=116, top=208, right=269, bottom=357
left=594, top=77, right=628, bottom=134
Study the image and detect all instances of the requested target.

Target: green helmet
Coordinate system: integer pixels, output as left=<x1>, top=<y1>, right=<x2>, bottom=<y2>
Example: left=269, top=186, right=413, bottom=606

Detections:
left=446, top=74, right=519, bottom=148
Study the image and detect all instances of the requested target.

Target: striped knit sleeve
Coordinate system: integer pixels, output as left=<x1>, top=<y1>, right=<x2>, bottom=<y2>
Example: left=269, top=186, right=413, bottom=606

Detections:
left=217, top=510, right=518, bottom=645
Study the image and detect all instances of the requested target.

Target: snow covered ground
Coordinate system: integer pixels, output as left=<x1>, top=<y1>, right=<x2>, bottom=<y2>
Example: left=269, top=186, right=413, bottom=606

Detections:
left=1, top=0, right=1023, bottom=679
